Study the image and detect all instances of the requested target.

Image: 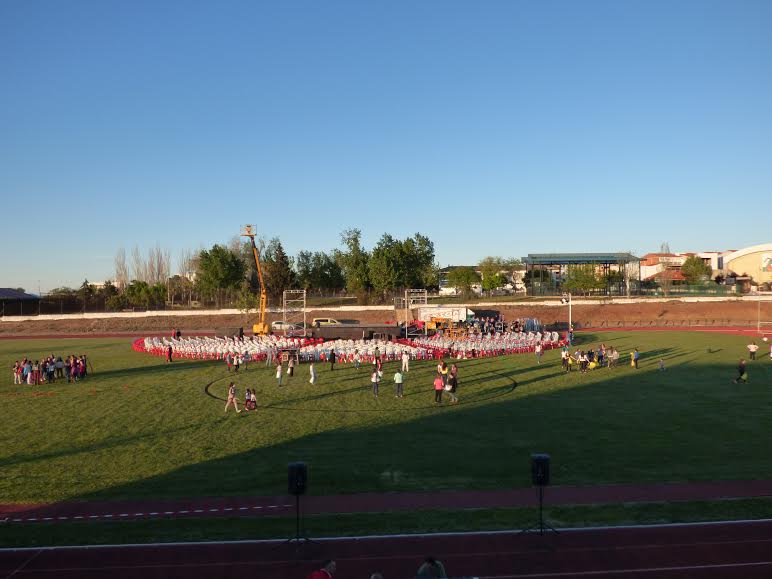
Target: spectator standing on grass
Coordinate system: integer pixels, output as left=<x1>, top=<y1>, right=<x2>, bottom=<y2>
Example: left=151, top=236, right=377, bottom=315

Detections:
left=287, top=355, right=295, bottom=377
left=433, top=373, right=444, bottom=404
left=402, top=350, right=410, bottom=372
left=354, top=349, right=361, bottom=370
left=561, top=347, right=569, bottom=372
left=747, top=341, right=759, bottom=360
left=55, top=356, right=64, bottom=379
left=309, top=362, right=317, bottom=385
left=276, top=361, right=283, bottom=387
left=535, top=341, right=543, bottom=364
left=224, top=382, right=241, bottom=413
left=371, top=368, right=381, bottom=398
left=12, top=361, right=21, bottom=384
left=446, top=364, right=459, bottom=404
left=393, top=369, right=403, bottom=398
left=733, top=358, right=748, bottom=384
left=307, top=559, right=336, bottom=579
left=166, top=344, right=173, bottom=363
left=329, top=348, right=336, bottom=371
left=415, top=556, right=447, bottom=578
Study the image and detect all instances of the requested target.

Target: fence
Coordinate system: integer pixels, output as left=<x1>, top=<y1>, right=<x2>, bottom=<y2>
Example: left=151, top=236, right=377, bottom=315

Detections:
left=639, top=284, right=737, bottom=297
left=527, top=282, right=639, bottom=297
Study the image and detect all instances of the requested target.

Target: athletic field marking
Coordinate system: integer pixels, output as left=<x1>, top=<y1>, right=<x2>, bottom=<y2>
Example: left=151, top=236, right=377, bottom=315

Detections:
left=2, top=518, right=771, bottom=552
left=478, top=561, right=772, bottom=578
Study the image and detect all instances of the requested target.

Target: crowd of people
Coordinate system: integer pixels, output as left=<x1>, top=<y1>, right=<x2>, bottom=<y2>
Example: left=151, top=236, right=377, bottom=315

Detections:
left=12, top=355, right=90, bottom=385
left=436, top=315, right=544, bottom=337
left=411, top=329, right=562, bottom=359
left=307, top=556, right=448, bottom=579
left=559, top=343, right=624, bottom=372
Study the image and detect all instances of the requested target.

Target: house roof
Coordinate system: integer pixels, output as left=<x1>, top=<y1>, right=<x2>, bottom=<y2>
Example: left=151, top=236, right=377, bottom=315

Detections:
left=522, top=253, right=640, bottom=265
left=644, top=271, right=687, bottom=282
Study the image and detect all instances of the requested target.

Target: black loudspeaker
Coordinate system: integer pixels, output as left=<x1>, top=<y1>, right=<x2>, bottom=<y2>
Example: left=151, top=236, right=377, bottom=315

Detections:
left=288, top=462, right=307, bottom=495
left=531, top=453, right=550, bottom=486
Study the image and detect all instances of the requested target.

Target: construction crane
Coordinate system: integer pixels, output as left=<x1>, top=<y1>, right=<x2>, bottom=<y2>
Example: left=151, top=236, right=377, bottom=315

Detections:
left=240, top=225, right=269, bottom=335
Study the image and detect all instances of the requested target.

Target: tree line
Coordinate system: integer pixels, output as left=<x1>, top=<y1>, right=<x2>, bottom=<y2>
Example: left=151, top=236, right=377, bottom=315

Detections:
left=46, top=229, right=443, bottom=311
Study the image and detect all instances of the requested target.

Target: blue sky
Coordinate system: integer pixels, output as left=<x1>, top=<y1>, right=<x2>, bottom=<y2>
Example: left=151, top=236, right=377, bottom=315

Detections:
left=1, top=0, right=770, bottom=292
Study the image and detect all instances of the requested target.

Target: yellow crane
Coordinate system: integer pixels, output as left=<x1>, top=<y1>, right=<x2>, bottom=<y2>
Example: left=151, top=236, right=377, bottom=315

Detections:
left=240, top=225, right=269, bottom=335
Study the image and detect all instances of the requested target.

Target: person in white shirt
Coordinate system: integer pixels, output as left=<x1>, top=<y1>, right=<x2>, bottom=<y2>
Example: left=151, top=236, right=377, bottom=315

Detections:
left=393, top=370, right=404, bottom=398
left=371, top=369, right=382, bottom=398
left=401, top=351, right=410, bottom=373
left=747, top=341, right=759, bottom=360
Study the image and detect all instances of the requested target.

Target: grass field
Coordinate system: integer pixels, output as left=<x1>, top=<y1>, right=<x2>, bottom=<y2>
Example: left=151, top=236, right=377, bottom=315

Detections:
left=1, top=331, right=771, bottom=506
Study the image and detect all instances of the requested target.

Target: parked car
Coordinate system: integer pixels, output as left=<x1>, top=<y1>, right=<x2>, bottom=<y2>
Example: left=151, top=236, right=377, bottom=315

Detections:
left=271, top=321, right=302, bottom=332
left=312, top=318, right=340, bottom=327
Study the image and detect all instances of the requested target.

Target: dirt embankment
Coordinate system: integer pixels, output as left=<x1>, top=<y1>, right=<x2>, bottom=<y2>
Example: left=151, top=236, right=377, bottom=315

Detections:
left=1, top=301, right=770, bottom=336
left=0, top=309, right=397, bottom=336
left=495, top=301, right=770, bottom=328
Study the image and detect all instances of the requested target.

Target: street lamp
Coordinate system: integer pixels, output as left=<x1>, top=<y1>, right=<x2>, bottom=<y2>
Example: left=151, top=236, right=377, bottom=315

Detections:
left=561, top=292, right=572, bottom=342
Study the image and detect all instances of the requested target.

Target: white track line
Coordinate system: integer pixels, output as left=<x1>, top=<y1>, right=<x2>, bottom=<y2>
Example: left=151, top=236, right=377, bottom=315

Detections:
left=478, top=561, right=772, bottom=578
left=1, top=517, right=771, bottom=552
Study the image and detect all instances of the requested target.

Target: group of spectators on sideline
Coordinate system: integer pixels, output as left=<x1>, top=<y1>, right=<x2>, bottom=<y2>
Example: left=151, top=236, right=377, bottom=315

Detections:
left=307, top=556, right=451, bottom=578
left=12, top=355, right=89, bottom=385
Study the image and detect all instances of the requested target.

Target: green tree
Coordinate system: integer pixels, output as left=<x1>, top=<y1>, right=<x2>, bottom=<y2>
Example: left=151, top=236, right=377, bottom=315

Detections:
left=368, top=234, right=402, bottom=296
left=106, top=293, right=129, bottom=311
left=195, top=244, right=246, bottom=307
left=563, top=264, right=604, bottom=295
left=478, top=257, right=523, bottom=294
left=262, top=238, right=295, bottom=301
left=296, top=250, right=345, bottom=293
left=235, top=281, right=260, bottom=314
left=125, top=280, right=151, bottom=308
left=477, top=257, right=505, bottom=294
left=335, top=228, right=371, bottom=295
left=368, top=232, right=437, bottom=296
left=446, top=266, right=481, bottom=298
left=402, top=233, right=437, bottom=288
left=97, top=280, right=119, bottom=299
left=80, top=279, right=95, bottom=307
left=681, top=256, right=712, bottom=284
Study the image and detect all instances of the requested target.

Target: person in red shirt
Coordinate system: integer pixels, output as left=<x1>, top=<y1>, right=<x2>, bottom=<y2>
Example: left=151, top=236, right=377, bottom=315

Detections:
left=307, top=559, right=336, bottom=579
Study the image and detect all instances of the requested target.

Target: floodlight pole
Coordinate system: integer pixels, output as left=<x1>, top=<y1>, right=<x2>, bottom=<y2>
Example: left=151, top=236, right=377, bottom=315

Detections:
left=568, top=292, right=572, bottom=330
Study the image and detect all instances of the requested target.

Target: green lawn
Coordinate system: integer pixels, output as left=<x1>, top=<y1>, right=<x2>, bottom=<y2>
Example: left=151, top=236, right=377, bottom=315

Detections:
left=1, top=331, right=771, bottom=506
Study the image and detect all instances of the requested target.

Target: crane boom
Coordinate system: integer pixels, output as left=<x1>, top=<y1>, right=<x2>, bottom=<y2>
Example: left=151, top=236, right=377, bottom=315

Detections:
left=240, top=225, right=269, bottom=335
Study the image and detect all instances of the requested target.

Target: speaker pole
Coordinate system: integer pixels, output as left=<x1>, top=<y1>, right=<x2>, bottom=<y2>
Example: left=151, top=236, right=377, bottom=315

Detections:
left=282, top=462, right=318, bottom=554
left=521, top=453, right=559, bottom=536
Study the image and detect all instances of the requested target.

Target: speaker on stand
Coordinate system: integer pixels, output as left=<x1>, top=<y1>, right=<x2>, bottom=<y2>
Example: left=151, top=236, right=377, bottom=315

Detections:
left=521, top=453, right=558, bottom=536
left=284, top=462, right=317, bottom=549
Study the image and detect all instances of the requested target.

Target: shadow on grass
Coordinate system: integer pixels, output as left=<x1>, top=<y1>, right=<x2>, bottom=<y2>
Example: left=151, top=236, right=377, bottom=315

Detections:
left=10, top=335, right=771, bottom=522
left=0, top=424, right=199, bottom=469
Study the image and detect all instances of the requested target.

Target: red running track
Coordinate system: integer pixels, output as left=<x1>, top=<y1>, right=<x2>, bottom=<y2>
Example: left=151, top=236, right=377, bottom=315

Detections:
left=4, top=479, right=772, bottom=524
left=2, top=520, right=772, bottom=578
